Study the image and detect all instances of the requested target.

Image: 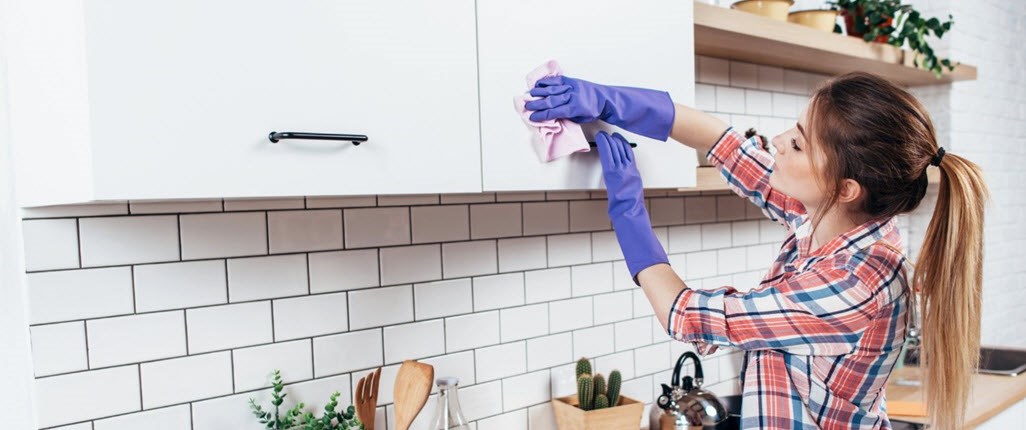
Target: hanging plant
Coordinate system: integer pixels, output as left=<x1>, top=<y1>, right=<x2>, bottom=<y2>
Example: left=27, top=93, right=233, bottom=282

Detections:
left=828, top=0, right=956, bottom=77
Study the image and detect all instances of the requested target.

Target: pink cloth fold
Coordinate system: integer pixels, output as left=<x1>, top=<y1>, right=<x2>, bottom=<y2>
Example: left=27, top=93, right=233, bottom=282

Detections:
left=513, top=60, right=590, bottom=163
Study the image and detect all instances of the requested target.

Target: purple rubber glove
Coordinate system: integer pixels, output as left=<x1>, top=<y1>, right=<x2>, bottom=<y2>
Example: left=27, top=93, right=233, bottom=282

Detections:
left=525, top=75, right=676, bottom=142
left=594, top=131, right=670, bottom=286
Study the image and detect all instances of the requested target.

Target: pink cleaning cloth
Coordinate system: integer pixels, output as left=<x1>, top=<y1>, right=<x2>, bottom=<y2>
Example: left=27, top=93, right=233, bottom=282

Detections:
left=514, top=60, right=591, bottom=163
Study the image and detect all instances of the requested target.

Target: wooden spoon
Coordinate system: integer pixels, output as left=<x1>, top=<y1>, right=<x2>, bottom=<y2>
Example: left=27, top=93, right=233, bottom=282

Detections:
left=393, top=360, right=435, bottom=430
left=355, top=367, right=382, bottom=430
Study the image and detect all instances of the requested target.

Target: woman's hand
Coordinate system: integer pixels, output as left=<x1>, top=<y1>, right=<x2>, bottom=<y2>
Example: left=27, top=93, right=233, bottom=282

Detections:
left=524, top=75, right=676, bottom=141
left=594, top=131, right=670, bottom=286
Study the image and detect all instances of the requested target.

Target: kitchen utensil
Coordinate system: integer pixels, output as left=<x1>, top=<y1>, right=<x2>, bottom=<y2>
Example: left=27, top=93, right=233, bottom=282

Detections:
left=731, top=0, right=794, bottom=21
left=428, top=377, right=471, bottom=430
left=651, top=351, right=728, bottom=429
left=788, top=9, right=840, bottom=32
left=355, top=367, right=382, bottom=430
left=394, top=360, right=435, bottom=430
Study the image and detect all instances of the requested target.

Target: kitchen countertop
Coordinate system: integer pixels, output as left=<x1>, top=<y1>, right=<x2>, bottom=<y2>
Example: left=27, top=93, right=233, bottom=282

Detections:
left=886, top=366, right=1026, bottom=428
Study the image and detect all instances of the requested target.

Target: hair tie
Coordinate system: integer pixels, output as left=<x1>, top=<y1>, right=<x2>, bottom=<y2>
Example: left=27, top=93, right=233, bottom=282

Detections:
left=930, top=147, right=946, bottom=166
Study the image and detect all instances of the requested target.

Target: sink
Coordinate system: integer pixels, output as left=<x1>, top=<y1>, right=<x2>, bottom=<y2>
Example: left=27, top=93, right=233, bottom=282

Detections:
left=903, top=346, right=1026, bottom=376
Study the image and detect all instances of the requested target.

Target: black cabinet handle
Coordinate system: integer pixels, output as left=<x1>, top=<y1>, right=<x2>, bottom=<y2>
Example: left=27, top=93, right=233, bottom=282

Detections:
left=269, top=131, right=369, bottom=145
left=588, top=140, right=638, bottom=148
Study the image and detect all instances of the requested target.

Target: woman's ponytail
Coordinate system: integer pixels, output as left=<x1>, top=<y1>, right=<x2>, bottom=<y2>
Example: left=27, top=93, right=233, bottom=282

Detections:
left=913, top=153, right=989, bottom=429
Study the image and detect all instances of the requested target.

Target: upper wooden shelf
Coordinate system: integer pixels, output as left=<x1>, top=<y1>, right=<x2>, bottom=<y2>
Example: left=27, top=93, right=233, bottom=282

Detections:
left=693, top=2, right=977, bottom=86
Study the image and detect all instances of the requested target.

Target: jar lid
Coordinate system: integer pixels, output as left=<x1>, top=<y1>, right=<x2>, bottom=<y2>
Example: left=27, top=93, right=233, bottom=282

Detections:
left=435, top=376, right=460, bottom=387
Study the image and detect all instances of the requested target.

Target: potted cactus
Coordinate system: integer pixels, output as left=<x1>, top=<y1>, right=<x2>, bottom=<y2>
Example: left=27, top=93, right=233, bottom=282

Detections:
left=551, top=357, right=645, bottom=430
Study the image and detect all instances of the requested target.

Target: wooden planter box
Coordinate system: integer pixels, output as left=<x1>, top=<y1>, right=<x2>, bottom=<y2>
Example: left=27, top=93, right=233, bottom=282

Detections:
left=551, top=394, right=644, bottom=430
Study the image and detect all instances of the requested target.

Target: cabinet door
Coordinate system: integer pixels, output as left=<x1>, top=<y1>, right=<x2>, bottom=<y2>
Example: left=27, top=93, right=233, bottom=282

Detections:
left=12, top=0, right=481, bottom=206
left=477, top=0, right=696, bottom=192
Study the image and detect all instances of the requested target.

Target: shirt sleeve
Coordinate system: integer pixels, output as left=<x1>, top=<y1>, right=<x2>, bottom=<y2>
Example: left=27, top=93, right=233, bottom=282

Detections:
left=666, top=257, right=883, bottom=356
left=706, top=126, right=807, bottom=231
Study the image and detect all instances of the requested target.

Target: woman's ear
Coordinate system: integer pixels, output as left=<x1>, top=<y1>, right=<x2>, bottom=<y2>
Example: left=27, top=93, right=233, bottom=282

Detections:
left=836, top=178, right=864, bottom=205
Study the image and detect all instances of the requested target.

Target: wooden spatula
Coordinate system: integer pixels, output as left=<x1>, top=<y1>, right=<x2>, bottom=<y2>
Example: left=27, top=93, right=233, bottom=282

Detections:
left=393, top=360, right=435, bottom=430
left=355, top=367, right=381, bottom=430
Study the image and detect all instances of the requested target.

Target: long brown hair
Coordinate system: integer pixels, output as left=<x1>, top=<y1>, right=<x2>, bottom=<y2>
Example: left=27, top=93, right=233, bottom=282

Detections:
left=805, top=72, right=988, bottom=429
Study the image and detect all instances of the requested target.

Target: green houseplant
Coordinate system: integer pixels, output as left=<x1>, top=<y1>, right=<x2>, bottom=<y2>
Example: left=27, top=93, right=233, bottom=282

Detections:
left=828, top=0, right=956, bottom=77
left=249, top=370, right=364, bottom=430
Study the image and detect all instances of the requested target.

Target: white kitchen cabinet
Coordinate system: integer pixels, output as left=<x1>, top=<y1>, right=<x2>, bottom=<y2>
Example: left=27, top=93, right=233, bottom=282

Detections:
left=477, top=0, right=696, bottom=192
left=5, top=0, right=481, bottom=207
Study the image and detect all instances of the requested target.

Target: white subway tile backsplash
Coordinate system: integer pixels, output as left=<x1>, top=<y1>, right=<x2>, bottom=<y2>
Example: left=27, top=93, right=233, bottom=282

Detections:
left=668, top=225, right=702, bottom=254
left=522, top=201, right=569, bottom=235
left=384, top=319, right=445, bottom=363
left=129, top=199, right=221, bottom=215
left=461, top=380, right=504, bottom=422
left=343, top=207, right=411, bottom=249
left=527, top=333, right=572, bottom=371
left=757, top=65, right=784, bottom=92
left=478, top=409, right=527, bottom=429
left=29, top=322, right=87, bottom=377
left=232, top=339, right=312, bottom=392
left=745, top=89, right=774, bottom=116
left=267, top=209, right=343, bottom=253
left=273, top=292, right=349, bottom=341
left=550, top=297, right=593, bottom=333
left=729, top=61, right=759, bottom=89
left=746, top=244, right=776, bottom=271
left=475, top=341, right=526, bottom=382
left=93, top=405, right=191, bottom=430
left=570, top=263, right=613, bottom=297
left=141, top=351, right=233, bottom=409
left=421, top=351, right=477, bottom=394
left=715, top=86, right=746, bottom=114
left=528, top=402, right=559, bottom=430
left=497, top=236, right=547, bottom=273
left=227, top=254, right=308, bottom=302
left=695, top=83, right=717, bottom=111
left=312, top=328, right=382, bottom=377
left=180, top=212, right=266, bottom=259
left=224, top=198, right=304, bottom=211
left=592, top=233, right=623, bottom=266
left=502, top=369, right=550, bottom=411
left=411, top=204, right=469, bottom=243
left=615, top=317, right=653, bottom=352
left=186, top=301, right=272, bottom=354
left=134, top=260, right=227, bottom=312
left=686, top=250, right=718, bottom=279
left=348, top=285, right=414, bottom=330
left=500, top=303, right=549, bottom=342
left=21, top=218, right=79, bottom=271
left=783, top=69, right=809, bottom=95
left=547, top=233, right=591, bottom=267
left=87, top=311, right=186, bottom=368
left=35, top=365, right=140, bottom=428
left=593, top=290, right=634, bottom=325
left=442, top=240, right=498, bottom=279
left=470, top=203, right=522, bottom=239
left=473, top=272, right=524, bottom=311
left=568, top=200, right=609, bottom=232
left=525, top=268, right=572, bottom=304
left=595, top=350, right=636, bottom=380
left=446, top=311, right=500, bottom=352
left=27, top=266, right=134, bottom=324
left=696, top=56, right=730, bottom=85
left=79, top=215, right=179, bottom=267
left=573, top=325, right=615, bottom=360
left=635, top=342, right=671, bottom=377
left=772, top=92, right=799, bottom=118
left=717, top=248, right=748, bottom=275
left=308, top=249, right=379, bottom=293
left=732, top=220, right=761, bottom=246
left=702, top=223, right=732, bottom=250
left=414, top=278, right=473, bottom=320
left=380, top=244, right=442, bottom=285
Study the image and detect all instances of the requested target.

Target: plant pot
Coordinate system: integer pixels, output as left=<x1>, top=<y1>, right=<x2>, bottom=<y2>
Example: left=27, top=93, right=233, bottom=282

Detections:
left=788, top=9, right=839, bottom=32
left=551, top=394, right=645, bottom=430
left=840, top=7, right=891, bottom=42
left=730, top=0, right=794, bottom=22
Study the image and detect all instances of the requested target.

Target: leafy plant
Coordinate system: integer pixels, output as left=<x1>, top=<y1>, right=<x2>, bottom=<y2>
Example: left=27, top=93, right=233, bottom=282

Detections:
left=828, top=0, right=956, bottom=77
left=249, top=370, right=365, bottom=430
left=574, top=357, right=622, bottom=411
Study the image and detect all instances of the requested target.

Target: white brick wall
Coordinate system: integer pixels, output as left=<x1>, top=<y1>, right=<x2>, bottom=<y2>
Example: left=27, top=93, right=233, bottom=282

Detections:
left=17, top=15, right=1026, bottom=426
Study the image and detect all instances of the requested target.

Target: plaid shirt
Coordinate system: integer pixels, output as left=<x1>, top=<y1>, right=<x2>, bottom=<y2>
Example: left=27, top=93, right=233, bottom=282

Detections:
left=667, top=127, right=912, bottom=429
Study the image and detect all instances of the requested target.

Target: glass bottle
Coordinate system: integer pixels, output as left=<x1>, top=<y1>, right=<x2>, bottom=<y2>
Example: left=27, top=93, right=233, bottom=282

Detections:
left=429, top=376, right=471, bottom=430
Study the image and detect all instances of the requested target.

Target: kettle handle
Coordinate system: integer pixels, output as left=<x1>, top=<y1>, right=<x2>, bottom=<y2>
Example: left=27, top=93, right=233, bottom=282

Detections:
left=671, top=351, right=705, bottom=388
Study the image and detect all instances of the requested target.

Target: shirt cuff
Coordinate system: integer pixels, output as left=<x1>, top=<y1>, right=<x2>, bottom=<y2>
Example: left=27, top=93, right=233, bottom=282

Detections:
left=705, top=126, right=740, bottom=166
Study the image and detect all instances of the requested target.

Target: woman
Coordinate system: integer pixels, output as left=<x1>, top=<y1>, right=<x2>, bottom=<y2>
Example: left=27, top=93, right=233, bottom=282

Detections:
left=525, top=72, right=988, bottom=430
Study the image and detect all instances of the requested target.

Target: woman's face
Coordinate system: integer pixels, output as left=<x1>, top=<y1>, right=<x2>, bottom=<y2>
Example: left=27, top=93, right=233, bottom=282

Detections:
left=767, top=106, right=828, bottom=209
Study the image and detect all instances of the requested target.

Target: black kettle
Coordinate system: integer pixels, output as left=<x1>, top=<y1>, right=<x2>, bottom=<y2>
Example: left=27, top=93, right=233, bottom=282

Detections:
left=650, top=351, right=728, bottom=429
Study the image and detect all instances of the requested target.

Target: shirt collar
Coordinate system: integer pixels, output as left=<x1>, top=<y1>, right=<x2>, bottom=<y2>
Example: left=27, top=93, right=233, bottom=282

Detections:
left=795, top=216, right=897, bottom=259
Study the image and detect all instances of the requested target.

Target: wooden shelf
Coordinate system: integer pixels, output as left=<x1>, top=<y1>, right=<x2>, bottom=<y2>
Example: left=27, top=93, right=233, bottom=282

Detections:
left=693, top=2, right=976, bottom=86
left=680, top=166, right=939, bottom=192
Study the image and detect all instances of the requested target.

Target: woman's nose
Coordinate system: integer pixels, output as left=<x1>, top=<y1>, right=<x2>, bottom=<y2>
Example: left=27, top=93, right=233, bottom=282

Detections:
left=770, top=135, right=783, bottom=155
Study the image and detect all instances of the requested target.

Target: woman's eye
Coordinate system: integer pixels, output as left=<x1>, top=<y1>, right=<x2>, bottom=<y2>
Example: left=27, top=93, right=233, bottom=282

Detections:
left=790, top=137, right=801, bottom=151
